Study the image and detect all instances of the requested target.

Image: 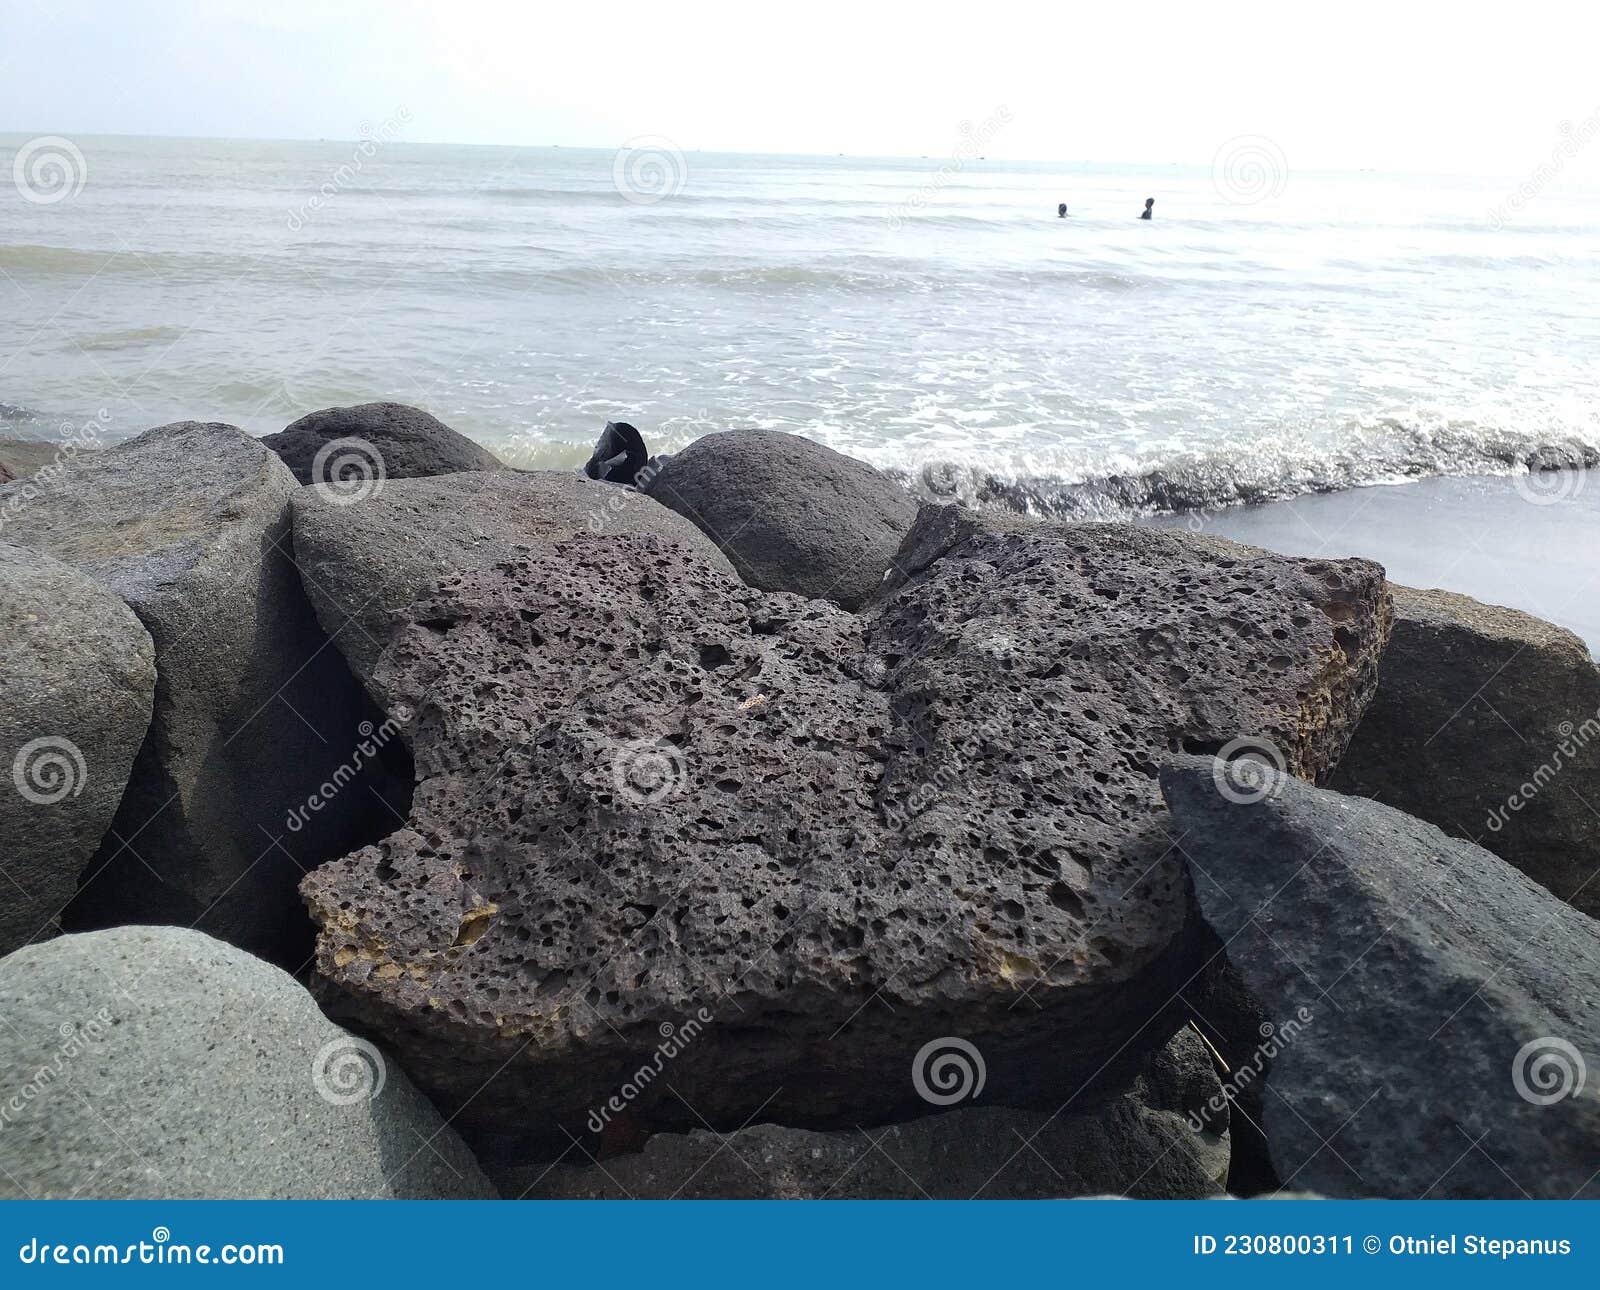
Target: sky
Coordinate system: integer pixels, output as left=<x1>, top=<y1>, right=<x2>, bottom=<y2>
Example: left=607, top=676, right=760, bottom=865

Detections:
left=2, top=0, right=1599, bottom=180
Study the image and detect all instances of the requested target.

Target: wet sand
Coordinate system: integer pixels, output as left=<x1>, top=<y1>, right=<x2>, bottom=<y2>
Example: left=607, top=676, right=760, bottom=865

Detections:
left=1147, top=470, right=1600, bottom=654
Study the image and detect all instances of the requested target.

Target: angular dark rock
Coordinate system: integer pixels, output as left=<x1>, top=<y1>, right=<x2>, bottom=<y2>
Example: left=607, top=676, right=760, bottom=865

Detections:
left=0, top=926, right=494, bottom=1199
left=0, top=544, right=155, bottom=954
left=290, top=470, right=736, bottom=693
left=0, top=422, right=388, bottom=962
left=262, top=401, right=504, bottom=486
left=506, top=1028, right=1228, bottom=1199
left=644, top=428, right=918, bottom=610
left=304, top=522, right=1387, bottom=1141
left=1162, top=753, right=1600, bottom=1199
left=1332, top=585, right=1600, bottom=917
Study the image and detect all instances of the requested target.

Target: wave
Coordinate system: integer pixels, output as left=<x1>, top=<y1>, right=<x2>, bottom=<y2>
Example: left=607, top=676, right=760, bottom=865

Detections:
left=883, top=419, right=1600, bottom=520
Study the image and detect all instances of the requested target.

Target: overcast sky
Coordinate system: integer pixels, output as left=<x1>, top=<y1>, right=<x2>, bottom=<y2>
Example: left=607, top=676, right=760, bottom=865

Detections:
left=3, top=0, right=1598, bottom=179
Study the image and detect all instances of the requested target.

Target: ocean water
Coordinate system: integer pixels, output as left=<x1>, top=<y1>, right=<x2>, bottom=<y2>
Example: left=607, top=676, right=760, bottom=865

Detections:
left=3, top=133, right=1598, bottom=518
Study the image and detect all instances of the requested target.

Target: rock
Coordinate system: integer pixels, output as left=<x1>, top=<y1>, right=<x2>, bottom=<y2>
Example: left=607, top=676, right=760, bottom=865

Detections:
left=0, top=422, right=390, bottom=962
left=1161, top=754, right=1600, bottom=1199
left=1331, top=585, right=1600, bottom=917
left=0, top=544, right=155, bottom=955
left=262, top=402, right=503, bottom=485
left=290, top=470, right=737, bottom=692
left=0, top=926, right=493, bottom=1198
left=303, top=523, right=1387, bottom=1141
left=644, top=429, right=918, bottom=610
left=505, top=1028, right=1228, bottom=1198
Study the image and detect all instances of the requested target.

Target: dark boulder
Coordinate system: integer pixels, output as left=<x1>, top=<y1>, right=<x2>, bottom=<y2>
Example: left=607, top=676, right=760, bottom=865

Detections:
left=0, top=544, right=154, bottom=955
left=506, top=1028, right=1228, bottom=1199
left=644, top=429, right=918, bottom=610
left=1332, top=585, right=1600, bottom=917
left=1162, top=754, right=1600, bottom=1199
left=262, top=401, right=503, bottom=486
left=290, top=470, right=736, bottom=694
left=303, top=523, right=1388, bottom=1141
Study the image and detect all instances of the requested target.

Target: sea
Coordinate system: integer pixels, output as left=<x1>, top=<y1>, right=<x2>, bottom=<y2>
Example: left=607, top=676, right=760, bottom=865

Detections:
left=3, top=132, right=1598, bottom=520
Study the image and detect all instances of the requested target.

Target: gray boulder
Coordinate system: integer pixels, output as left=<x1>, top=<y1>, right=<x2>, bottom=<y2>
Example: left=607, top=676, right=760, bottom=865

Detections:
left=644, top=429, right=917, bottom=609
left=262, top=402, right=503, bottom=485
left=303, top=523, right=1386, bottom=1140
left=1162, top=754, right=1600, bottom=1199
left=0, top=422, right=387, bottom=961
left=0, top=545, right=154, bottom=954
left=291, top=470, right=736, bottom=693
left=508, top=1028, right=1228, bottom=1199
left=0, top=926, right=493, bottom=1198
left=1332, top=585, right=1600, bottom=918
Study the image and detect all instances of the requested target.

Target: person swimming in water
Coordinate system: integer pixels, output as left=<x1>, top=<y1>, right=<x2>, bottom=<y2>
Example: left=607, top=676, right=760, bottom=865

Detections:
left=1058, top=203, right=1068, bottom=218
left=1140, top=197, right=1154, bottom=220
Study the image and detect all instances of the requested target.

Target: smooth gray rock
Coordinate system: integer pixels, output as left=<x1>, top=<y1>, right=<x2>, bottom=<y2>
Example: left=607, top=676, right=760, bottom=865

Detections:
left=508, top=1028, right=1228, bottom=1199
left=0, top=926, right=494, bottom=1199
left=0, top=545, right=154, bottom=954
left=1332, top=585, right=1600, bottom=917
left=0, top=422, right=385, bottom=961
left=644, top=429, right=918, bottom=609
left=304, top=524, right=1387, bottom=1140
left=1162, top=754, right=1600, bottom=1199
left=290, top=470, right=736, bottom=693
left=262, top=402, right=504, bottom=485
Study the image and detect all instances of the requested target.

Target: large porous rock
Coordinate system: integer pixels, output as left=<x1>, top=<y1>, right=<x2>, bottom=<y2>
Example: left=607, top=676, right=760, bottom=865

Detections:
left=291, top=470, right=736, bottom=693
left=0, top=544, right=154, bottom=955
left=1331, top=585, right=1600, bottom=917
left=303, top=523, right=1388, bottom=1143
left=0, top=926, right=493, bottom=1199
left=1162, top=754, right=1600, bottom=1199
left=643, top=429, right=918, bottom=609
left=262, top=402, right=504, bottom=485
left=507, top=1028, right=1228, bottom=1198
left=0, top=422, right=390, bottom=962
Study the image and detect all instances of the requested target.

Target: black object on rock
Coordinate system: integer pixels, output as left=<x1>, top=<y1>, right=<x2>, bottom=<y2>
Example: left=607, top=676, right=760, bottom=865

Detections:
left=581, top=420, right=650, bottom=485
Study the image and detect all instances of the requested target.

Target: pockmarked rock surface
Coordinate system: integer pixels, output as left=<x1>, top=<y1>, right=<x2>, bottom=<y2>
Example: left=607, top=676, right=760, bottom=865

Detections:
left=262, top=401, right=504, bottom=485
left=644, top=428, right=918, bottom=609
left=291, top=470, right=736, bottom=692
left=304, top=521, right=1388, bottom=1138
left=511, top=1028, right=1229, bottom=1198
left=1162, top=754, right=1600, bottom=1199
left=0, top=926, right=494, bottom=1199
left=0, top=422, right=385, bottom=961
left=0, top=544, right=155, bottom=955
left=1332, top=585, right=1600, bottom=917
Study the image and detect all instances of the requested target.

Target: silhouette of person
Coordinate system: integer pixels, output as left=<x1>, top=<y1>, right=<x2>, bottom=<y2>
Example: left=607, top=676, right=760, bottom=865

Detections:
left=1140, top=197, right=1154, bottom=220
left=1058, top=203, right=1068, bottom=218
